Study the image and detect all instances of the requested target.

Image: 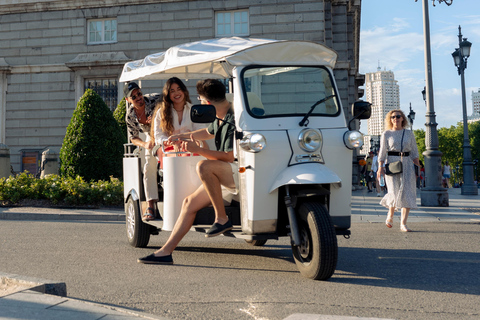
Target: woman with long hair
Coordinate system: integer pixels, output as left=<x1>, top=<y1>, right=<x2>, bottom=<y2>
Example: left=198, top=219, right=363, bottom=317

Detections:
left=377, top=109, right=420, bottom=232
left=152, top=77, right=208, bottom=165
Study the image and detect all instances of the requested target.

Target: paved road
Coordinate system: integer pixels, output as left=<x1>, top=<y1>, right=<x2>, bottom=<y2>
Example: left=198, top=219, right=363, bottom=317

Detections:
left=0, top=214, right=479, bottom=319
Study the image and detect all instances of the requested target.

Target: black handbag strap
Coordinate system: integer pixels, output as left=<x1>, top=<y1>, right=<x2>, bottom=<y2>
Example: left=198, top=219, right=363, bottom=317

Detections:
left=400, top=129, right=405, bottom=159
left=400, top=129, right=405, bottom=152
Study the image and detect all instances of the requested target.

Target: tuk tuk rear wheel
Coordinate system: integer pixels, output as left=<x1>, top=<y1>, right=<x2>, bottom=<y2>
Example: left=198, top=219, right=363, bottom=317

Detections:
left=126, top=197, right=150, bottom=248
left=245, top=239, right=267, bottom=246
left=291, top=202, right=338, bottom=280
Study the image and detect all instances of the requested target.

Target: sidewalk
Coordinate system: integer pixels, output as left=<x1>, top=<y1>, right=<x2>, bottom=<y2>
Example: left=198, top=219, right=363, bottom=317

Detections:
left=1, top=188, right=479, bottom=320
left=0, top=205, right=125, bottom=221
left=352, top=186, right=480, bottom=224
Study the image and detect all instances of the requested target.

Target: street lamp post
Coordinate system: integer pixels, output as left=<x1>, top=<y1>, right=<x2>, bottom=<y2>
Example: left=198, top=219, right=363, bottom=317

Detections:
left=456, top=164, right=460, bottom=186
left=407, top=103, right=416, bottom=130
left=452, top=25, right=477, bottom=195
left=416, top=0, right=449, bottom=206
left=474, top=159, right=478, bottom=182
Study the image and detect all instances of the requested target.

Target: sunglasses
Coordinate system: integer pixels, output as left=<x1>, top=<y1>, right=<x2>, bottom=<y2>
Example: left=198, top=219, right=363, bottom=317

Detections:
left=391, top=115, right=402, bottom=119
left=130, top=91, right=143, bottom=100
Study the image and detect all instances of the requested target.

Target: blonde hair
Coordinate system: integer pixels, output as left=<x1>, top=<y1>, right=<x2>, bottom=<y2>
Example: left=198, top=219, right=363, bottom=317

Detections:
left=384, top=109, right=409, bottom=130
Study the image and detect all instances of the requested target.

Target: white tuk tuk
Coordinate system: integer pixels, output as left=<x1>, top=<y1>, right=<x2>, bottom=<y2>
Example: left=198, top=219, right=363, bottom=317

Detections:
left=121, top=37, right=370, bottom=280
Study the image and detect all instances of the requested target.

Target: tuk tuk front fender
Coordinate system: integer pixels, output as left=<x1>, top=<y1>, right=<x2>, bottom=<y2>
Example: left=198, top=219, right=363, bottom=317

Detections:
left=269, top=163, right=341, bottom=193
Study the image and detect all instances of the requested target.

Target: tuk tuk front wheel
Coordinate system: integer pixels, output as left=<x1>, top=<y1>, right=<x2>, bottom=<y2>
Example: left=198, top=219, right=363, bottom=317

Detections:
left=291, top=202, right=338, bottom=280
left=126, top=197, right=150, bottom=248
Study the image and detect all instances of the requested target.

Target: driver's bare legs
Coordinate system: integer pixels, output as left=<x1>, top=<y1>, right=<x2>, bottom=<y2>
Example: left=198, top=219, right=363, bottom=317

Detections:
left=152, top=185, right=211, bottom=257
left=196, top=159, right=235, bottom=225
left=141, top=160, right=235, bottom=260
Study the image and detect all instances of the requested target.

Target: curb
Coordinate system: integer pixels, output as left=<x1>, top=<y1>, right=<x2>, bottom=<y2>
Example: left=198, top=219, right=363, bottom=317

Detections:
left=1, top=272, right=66, bottom=296
left=0, top=272, right=167, bottom=320
left=0, top=207, right=125, bottom=221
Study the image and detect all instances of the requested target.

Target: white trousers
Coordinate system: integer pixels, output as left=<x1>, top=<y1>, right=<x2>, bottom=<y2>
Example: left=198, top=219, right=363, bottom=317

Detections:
left=143, top=149, right=158, bottom=202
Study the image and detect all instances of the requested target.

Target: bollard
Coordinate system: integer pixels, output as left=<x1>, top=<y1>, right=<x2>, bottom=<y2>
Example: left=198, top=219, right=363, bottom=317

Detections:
left=40, top=149, right=59, bottom=178
left=0, top=143, right=11, bottom=179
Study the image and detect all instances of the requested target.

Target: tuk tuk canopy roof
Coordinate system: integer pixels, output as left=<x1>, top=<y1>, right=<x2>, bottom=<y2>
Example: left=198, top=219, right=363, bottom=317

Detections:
left=119, top=37, right=338, bottom=82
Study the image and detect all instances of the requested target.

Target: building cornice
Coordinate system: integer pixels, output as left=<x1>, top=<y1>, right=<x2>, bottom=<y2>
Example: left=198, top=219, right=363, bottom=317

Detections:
left=0, top=0, right=180, bottom=14
left=65, top=52, right=131, bottom=70
left=0, top=58, right=10, bottom=72
left=7, top=52, right=131, bottom=74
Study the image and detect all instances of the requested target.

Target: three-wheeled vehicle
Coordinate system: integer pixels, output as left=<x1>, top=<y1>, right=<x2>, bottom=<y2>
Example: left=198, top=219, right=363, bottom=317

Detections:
left=121, top=37, right=370, bottom=280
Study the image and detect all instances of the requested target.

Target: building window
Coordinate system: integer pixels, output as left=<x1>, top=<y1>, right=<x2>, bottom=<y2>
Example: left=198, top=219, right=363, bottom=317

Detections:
left=216, top=10, right=249, bottom=37
left=85, top=79, right=118, bottom=111
left=88, top=19, right=117, bottom=44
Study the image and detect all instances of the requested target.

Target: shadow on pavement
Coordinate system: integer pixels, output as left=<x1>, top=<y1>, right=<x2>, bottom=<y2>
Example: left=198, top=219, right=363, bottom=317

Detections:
left=334, top=246, right=480, bottom=295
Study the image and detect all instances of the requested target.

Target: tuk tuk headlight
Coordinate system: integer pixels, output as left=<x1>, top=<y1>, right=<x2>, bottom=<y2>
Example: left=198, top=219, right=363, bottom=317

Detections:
left=298, top=128, right=322, bottom=152
left=240, top=133, right=266, bottom=153
left=343, top=130, right=364, bottom=149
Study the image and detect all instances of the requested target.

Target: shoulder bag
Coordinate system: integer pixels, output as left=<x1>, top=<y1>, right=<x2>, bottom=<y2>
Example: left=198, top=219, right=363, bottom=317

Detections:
left=385, top=130, right=405, bottom=176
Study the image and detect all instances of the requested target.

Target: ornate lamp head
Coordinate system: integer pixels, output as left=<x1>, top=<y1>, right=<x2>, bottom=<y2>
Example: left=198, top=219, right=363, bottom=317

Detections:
left=415, top=0, right=453, bottom=6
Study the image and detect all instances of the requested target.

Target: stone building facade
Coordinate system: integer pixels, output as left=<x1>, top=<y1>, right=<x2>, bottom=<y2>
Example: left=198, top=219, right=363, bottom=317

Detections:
left=0, top=0, right=362, bottom=173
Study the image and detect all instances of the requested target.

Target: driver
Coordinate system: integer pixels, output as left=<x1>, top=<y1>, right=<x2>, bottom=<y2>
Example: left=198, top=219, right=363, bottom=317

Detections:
left=138, top=79, right=237, bottom=265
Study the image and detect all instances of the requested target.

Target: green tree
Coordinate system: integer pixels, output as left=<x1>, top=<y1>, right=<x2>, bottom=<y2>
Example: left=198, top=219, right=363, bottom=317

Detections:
left=438, top=125, right=463, bottom=170
left=415, top=121, right=480, bottom=183
left=469, top=121, right=480, bottom=180
left=413, top=128, right=426, bottom=163
left=113, top=97, right=128, bottom=143
left=60, top=89, right=124, bottom=181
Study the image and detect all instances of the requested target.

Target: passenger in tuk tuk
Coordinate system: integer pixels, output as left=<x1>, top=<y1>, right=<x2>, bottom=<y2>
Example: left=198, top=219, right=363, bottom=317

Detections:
left=124, top=82, right=162, bottom=222
left=151, top=77, right=209, bottom=168
left=138, top=79, right=237, bottom=265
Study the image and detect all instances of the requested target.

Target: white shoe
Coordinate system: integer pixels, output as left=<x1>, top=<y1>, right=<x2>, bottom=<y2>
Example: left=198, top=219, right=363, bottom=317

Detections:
left=376, top=193, right=381, bottom=197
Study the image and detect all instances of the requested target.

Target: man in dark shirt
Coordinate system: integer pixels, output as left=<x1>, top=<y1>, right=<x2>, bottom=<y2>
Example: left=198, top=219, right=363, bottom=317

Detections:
left=138, top=79, right=237, bottom=264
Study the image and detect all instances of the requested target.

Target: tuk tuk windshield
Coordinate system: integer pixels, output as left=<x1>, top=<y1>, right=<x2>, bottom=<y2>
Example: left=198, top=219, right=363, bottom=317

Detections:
left=241, top=66, right=339, bottom=118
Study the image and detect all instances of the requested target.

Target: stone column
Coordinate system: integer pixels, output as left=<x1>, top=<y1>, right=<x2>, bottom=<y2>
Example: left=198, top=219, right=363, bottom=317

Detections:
left=40, top=149, right=59, bottom=178
left=0, top=143, right=11, bottom=179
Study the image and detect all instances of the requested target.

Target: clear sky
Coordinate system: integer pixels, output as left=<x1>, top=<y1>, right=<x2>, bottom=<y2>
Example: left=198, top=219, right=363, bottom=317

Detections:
left=359, top=0, right=480, bottom=131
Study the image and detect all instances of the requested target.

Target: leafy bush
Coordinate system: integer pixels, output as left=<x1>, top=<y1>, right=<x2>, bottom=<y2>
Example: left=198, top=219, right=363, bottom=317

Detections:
left=0, top=172, right=123, bottom=207
left=113, top=97, right=128, bottom=143
left=60, top=89, right=124, bottom=181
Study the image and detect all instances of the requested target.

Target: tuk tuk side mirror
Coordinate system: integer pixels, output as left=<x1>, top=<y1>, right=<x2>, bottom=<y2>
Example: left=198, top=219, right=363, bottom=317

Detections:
left=348, top=100, right=371, bottom=130
left=352, top=100, right=371, bottom=120
left=190, top=104, right=242, bottom=139
left=190, top=104, right=216, bottom=123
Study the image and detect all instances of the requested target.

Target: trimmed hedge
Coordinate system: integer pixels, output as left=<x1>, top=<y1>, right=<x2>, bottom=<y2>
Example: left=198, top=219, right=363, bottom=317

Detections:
left=113, top=97, right=128, bottom=143
left=0, top=172, right=123, bottom=207
left=60, top=89, right=124, bottom=181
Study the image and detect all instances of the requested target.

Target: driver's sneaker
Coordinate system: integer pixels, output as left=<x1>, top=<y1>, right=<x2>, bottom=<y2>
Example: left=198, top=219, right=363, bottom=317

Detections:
left=137, top=253, right=173, bottom=265
left=205, top=220, right=233, bottom=237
